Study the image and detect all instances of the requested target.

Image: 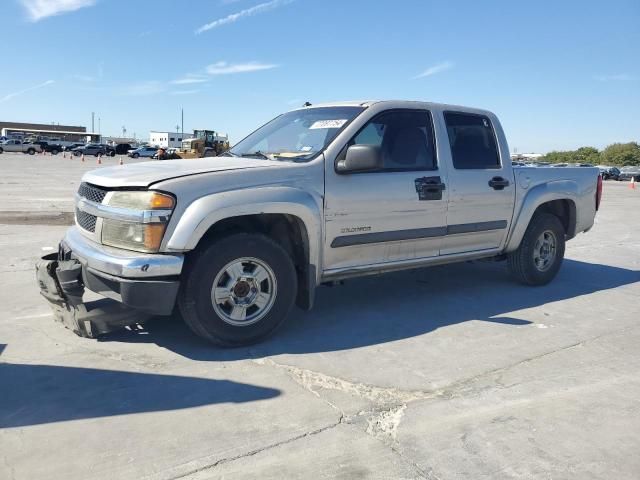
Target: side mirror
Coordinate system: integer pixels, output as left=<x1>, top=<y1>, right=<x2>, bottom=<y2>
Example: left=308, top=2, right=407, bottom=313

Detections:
left=336, top=144, right=383, bottom=173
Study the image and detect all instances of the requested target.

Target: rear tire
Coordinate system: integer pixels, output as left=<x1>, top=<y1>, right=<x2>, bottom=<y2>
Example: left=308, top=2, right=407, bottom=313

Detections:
left=27, top=148, right=35, bottom=155
left=508, top=213, right=565, bottom=286
left=0, top=147, right=3, bottom=154
left=178, top=233, right=297, bottom=346
left=51, top=149, right=58, bottom=155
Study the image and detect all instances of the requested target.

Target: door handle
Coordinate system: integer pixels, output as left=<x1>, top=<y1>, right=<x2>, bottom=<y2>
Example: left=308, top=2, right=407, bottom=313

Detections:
left=415, top=176, right=445, bottom=200
left=488, top=176, right=510, bottom=190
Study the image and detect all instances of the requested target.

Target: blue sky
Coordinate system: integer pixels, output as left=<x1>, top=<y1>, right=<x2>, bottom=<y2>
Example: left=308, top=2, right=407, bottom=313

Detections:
left=0, top=0, right=638, bottom=152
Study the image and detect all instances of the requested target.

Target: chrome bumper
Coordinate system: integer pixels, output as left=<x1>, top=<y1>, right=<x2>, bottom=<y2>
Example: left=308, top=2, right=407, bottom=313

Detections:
left=62, top=226, right=184, bottom=279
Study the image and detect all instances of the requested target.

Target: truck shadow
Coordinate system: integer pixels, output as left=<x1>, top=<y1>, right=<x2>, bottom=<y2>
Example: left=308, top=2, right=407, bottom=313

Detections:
left=0, top=344, right=280, bottom=428
left=100, top=259, right=640, bottom=361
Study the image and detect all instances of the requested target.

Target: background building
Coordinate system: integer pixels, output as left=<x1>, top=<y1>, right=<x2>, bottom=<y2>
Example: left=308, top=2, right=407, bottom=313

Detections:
left=0, top=121, right=98, bottom=142
left=149, top=131, right=194, bottom=149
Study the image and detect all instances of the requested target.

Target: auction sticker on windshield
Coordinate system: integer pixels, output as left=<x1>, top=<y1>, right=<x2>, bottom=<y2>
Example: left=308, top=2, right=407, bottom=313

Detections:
left=309, top=119, right=348, bottom=129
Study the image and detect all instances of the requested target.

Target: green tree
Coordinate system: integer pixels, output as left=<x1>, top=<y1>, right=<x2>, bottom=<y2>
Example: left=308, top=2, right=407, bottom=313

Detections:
left=574, top=147, right=600, bottom=164
left=600, top=142, right=640, bottom=166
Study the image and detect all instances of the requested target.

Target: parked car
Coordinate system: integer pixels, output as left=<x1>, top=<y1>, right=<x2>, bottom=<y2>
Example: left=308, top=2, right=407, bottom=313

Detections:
left=127, top=146, right=158, bottom=158
left=99, top=144, right=116, bottom=157
left=64, top=143, right=85, bottom=152
left=72, top=144, right=107, bottom=157
left=25, top=141, right=64, bottom=155
left=37, top=100, right=603, bottom=345
left=0, top=139, right=42, bottom=155
left=597, top=166, right=620, bottom=180
left=618, top=166, right=640, bottom=182
left=114, top=143, right=134, bottom=155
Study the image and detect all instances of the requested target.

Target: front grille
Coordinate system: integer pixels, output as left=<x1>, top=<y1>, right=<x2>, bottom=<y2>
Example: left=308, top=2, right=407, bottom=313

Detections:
left=76, top=208, right=97, bottom=233
left=78, top=182, right=108, bottom=204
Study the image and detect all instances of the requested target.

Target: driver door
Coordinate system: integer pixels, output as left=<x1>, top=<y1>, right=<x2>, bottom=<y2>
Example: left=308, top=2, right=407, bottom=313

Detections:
left=323, top=109, right=448, bottom=272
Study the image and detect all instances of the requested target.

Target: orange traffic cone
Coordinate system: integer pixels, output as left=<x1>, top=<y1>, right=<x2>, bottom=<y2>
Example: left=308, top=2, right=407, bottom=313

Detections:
left=81, top=154, right=85, bottom=162
left=630, top=177, right=636, bottom=190
left=63, top=151, right=66, bottom=159
left=97, top=154, right=102, bottom=165
left=119, top=157, right=124, bottom=165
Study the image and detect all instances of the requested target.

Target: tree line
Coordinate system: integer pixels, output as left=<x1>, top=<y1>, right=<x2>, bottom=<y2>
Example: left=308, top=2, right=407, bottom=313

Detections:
left=540, top=142, right=640, bottom=166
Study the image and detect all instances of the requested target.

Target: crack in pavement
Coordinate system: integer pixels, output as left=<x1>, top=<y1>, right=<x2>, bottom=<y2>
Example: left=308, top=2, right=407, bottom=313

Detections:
left=151, top=418, right=345, bottom=480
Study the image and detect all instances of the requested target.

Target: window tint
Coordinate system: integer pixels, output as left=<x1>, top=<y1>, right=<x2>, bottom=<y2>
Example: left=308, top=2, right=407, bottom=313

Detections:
left=444, top=112, right=500, bottom=169
left=349, top=110, right=436, bottom=171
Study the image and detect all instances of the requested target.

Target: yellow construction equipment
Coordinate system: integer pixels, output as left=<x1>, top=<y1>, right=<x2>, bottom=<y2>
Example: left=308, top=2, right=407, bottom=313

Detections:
left=174, top=130, right=229, bottom=159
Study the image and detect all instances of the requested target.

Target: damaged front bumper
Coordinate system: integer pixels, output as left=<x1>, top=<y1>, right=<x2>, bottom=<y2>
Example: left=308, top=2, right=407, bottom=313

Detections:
left=35, top=227, right=184, bottom=338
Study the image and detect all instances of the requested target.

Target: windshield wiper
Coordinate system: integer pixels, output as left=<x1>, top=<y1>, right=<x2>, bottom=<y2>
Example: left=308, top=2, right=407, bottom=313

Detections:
left=219, top=151, right=238, bottom=157
left=240, top=151, right=276, bottom=161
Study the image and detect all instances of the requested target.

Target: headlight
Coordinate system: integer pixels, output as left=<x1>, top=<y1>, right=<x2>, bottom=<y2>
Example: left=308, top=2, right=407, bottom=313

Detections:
left=101, top=191, right=175, bottom=253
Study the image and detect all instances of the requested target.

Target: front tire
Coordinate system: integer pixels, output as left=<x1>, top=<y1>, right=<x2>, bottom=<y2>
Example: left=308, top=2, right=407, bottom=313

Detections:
left=132, top=153, right=139, bottom=158
left=178, top=233, right=297, bottom=346
left=508, top=213, right=565, bottom=286
left=27, top=148, right=35, bottom=155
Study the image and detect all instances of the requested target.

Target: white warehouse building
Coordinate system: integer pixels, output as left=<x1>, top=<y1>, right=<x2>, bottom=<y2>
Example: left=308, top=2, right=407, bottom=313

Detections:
left=149, top=131, right=194, bottom=149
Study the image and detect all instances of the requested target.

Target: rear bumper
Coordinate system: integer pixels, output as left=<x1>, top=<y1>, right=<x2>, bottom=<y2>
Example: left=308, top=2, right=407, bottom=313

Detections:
left=60, top=227, right=184, bottom=315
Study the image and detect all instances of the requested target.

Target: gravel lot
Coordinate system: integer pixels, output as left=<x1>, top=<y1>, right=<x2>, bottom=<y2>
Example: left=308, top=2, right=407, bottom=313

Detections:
left=1, top=152, right=639, bottom=479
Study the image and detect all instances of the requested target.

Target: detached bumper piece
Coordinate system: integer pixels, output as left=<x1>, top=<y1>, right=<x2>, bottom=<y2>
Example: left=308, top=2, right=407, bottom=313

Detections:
left=36, top=253, right=150, bottom=338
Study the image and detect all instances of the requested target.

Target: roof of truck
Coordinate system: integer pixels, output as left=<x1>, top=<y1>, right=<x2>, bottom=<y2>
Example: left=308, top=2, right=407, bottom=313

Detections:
left=293, top=100, right=493, bottom=116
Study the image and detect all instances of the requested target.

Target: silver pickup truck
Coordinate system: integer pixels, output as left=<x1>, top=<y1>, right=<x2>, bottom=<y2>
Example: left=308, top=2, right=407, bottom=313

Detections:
left=0, top=139, right=42, bottom=155
left=37, top=101, right=602, bottom=345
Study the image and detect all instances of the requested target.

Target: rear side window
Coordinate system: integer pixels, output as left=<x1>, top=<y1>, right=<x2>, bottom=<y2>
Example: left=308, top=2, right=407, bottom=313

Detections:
left=349, top=110, right=437, bottom=171
left=444, top=112, right=500, bottom=169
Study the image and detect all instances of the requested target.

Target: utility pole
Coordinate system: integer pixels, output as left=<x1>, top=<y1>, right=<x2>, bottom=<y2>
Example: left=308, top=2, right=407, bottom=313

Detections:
left=181, top=108, right=184, bottom=139
left=98, top=117, right=101, bottom=135
left=91, top=112, right=95, bottom=132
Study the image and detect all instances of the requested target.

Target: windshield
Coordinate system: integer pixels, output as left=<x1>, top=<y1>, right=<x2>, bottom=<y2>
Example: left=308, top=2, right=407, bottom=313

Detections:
left=229, top=106, right=365, bottom=161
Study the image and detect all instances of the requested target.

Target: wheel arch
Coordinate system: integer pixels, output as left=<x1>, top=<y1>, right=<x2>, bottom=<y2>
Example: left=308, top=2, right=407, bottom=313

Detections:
left=165, top=187, right=323, bottom=309
left=505, top=181, right=578, bottom=253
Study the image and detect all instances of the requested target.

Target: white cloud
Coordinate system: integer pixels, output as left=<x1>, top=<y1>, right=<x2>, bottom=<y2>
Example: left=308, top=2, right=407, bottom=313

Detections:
left=170, top=74, right=209, bottom=85
left=196, top=0, right=293, bottom=34
left=0, top=80, right=54, bottom=103
left=206, top=61, right=278, bottom=75
left=20, top=0, right=96, bottom=22
left=412, top=61, right=454, bottom=79
left=120, top=81, right=165, bottom=96
left=594, top=74, right=635, bottom=82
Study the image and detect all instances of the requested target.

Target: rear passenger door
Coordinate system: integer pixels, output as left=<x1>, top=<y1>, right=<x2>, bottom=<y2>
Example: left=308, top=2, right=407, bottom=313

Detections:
left=440, top=111, right=515, bottom=255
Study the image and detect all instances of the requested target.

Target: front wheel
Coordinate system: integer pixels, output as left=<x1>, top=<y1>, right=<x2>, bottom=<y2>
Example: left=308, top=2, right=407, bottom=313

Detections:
left=507, top=213, right=565, bottom=286
left=178, top=233, right=297, bottom=346
left=50, top=149, right=58, bottom=155
left=0, top=147, right=3, bottom=154
left=132, top=153, right=139, bottom=158
left=27, top=148, right=35, bottom=155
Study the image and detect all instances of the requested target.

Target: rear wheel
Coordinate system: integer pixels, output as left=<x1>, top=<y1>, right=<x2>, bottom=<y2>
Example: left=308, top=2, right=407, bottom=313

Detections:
left=132, top=153, right=139, bottom=158
left=0, top=147, right=3, bottom=154
left=27, top=148, right=35, bottom=155
left=178, top=233, right=297, bottom=346
left=50, top=149, right=58, bottom=155
left=508, top=213, right=565, bottom=286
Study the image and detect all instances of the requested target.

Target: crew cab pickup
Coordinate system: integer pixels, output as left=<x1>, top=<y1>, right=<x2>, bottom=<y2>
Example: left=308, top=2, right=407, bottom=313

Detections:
left=0, top=139, right=42, bottom=155
left=37, top=101, right=602, bottom=345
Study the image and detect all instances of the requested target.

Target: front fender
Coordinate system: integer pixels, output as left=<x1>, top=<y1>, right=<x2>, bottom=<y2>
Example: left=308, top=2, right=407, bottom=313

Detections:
left=504, top=180, right=579, bottom=253
left=164, top=186, right=323, bottom=275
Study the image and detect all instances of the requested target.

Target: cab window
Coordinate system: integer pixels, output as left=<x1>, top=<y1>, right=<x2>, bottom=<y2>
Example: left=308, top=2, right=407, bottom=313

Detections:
left=347, top=110, right=436, bottom=171
left=444, top=112, right=500, bottom=169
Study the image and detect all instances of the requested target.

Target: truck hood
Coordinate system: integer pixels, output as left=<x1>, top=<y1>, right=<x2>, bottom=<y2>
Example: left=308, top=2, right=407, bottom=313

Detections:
left=82, top=157, right=288, bottom=188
